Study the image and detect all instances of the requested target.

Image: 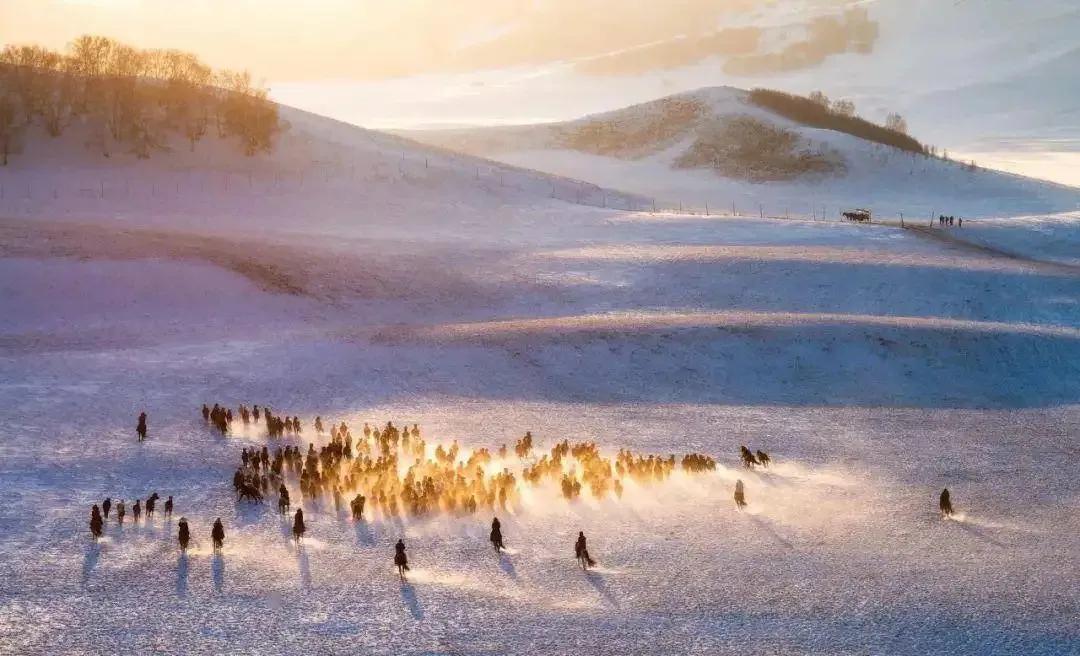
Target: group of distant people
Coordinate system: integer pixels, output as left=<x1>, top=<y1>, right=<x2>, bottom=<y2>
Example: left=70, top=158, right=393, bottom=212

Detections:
left=88, top=493, right=173, bottom=540
left=938, top=214, right=962, bottom=227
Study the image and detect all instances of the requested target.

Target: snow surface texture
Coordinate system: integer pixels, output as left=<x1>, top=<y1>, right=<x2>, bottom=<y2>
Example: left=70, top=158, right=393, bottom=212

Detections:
left=1, top=106, right=1079, bottom=656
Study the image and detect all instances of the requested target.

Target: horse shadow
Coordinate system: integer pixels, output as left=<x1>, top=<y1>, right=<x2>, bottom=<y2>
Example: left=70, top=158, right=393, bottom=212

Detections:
left=955, top=520, right=1006, bottom=548
left=585, top=570, right=619, bottom=609
left=211, top=554, right=225, bottom=592
left=234, top=499, right=266, bottom=527
left=176, top=554, right=189, bottom=597
left=498, top=551, right=518, bottom=581
left=354, top=520, right=375, bottom=546
left=400, top=581, right=423, bottom=620
left=748, top=514, right=794, bottom=549
left=81, top=542, right=101, bottom=586
left=297, top=548, right=312, bottom=588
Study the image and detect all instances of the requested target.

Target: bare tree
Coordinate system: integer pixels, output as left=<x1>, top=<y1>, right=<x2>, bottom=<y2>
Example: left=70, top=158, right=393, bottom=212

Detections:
left=0, top=34, right=280, bottom=163
left=885, top=112, right=907, bottom=134
left=808, top=90, right=830, bottom=108
left=831, top=98, right=856, bottom=117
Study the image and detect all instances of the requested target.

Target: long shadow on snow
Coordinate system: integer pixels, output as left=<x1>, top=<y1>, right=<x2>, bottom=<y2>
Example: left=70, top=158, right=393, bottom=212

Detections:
left=80, top=543, right=101, bottom=586
left=585, top=570, right=620, bottom=609
left=297, top=548, right=312, bottom=588
left=498, top=551, right=519, bottom=581
left=176, top=553, right=189, bottom=597
left=211, top=554, right=225, bottom=592
left=400, top=581, right=423, bottom=620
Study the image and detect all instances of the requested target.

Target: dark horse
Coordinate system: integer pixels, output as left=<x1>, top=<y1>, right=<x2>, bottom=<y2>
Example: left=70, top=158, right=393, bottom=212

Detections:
left=237, top=482, right=263, bottom=503
left=574, top=531, right=595, bottom=570
left=739, top=446, right=759, bottom=469
left=394, top=539, right=410, bottom=580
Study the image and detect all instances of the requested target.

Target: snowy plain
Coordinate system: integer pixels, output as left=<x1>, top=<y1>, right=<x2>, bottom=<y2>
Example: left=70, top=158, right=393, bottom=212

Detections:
left=0, top=107, right=1078, bottom=655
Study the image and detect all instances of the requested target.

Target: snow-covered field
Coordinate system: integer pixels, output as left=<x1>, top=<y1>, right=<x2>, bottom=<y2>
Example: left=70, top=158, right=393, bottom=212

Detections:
left=1, top=108, right=1078, bottom=655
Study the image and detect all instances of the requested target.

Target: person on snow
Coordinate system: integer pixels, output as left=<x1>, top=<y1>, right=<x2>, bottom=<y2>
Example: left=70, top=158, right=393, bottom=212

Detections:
left=211, top=518, right=225, bottom=553
left=90, top=505, right=104, bottom=541
left=734, top=479, right=747, bottom=509
left=939, top=488, right=954, bottom=518
left=102, top=497, right=112, bottom=519
left=116, top=500, right=126, bottom=524
left=574, top=531, right=595, bottom=569
left=132, top=499, right=142, bottom=522
left=177, top=518, right=191, bottom=552
left=292, top=509, right=306, bottom=544
left=202, top=404, right=210, bottom=422
left=164, top=496, right=174, bottom=518
left=489, top=517, right=505, bottom=552
left=394, top=539, right=410, bottom=580
left=136, top=412, right=148, bottom=441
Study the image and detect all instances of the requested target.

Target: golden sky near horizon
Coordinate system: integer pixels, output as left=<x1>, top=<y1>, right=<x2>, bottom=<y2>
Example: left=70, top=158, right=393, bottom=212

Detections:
left=0, top=0, right=766, bottom=81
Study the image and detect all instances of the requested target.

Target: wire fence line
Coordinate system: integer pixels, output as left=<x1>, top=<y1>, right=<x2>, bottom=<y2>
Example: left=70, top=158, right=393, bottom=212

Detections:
left=0, top=147, right=895, bottom=225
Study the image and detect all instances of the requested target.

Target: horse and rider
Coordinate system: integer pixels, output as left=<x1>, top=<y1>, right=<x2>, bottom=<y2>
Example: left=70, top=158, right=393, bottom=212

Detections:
left=574, top=531, right=595, bottom=569
left=394, top=539, right=410, bottom=580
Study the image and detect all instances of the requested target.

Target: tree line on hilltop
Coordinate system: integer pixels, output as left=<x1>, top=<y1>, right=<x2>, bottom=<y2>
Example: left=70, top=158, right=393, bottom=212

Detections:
left=0, top=35, right=280, bottom=165
left=748, top=88, right=924, bottom=155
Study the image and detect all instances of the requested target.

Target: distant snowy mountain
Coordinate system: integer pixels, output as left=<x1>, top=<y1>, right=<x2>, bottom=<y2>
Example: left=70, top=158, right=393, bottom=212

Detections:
left=273, top=0, right=1080, bottom=185
left=401, top=87, right=1080, bottom=220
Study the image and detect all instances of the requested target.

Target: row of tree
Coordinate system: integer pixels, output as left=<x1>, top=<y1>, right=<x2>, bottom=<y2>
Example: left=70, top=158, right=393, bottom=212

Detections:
left=750, top=88, right=923, bottom=154
left=0, top=35, right=279, bottom=165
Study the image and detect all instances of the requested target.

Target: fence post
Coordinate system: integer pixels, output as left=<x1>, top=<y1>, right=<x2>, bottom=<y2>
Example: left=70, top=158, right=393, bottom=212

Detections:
left=759, top=203, right=763, bottom=219
left=652, top=198, right=656, bottom=213
left=705, top=201, right=709, bottom=216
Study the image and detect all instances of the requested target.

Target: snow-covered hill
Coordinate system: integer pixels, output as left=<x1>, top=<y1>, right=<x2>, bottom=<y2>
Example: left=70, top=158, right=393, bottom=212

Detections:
left=1, top=97, right=1078, bottom=655
left=402, top=87, right=1080, bottom=220
left=0, top=103, right=646, bottom=241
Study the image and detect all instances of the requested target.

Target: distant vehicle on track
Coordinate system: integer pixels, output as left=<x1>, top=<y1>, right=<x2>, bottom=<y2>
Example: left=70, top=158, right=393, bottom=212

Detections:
left=842, top=208, right=872, bottom=222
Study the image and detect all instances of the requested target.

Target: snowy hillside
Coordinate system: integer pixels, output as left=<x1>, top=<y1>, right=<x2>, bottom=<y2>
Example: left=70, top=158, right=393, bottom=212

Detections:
left=0, top=103, right=646, bottom=241
left=403, top=87, right=1080, bottom=220
left=1, top=95, right=1079, bottom=655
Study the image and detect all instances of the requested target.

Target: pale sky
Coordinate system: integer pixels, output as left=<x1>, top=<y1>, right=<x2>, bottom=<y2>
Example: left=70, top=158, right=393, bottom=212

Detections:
left=0, top=0, right=762, bottom=81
